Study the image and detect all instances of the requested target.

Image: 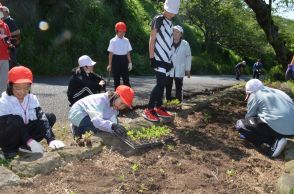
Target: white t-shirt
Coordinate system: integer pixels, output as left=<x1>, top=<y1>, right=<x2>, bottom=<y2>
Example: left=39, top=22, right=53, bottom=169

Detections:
left=107, top=35, right=132, bottom=55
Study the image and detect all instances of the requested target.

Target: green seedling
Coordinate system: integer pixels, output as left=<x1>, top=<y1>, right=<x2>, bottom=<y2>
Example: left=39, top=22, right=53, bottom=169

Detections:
left=164, top=99, right=181, bottom=107
left=127, top=125, right=171, bottom=141
left=118, top=174, right=125, bottom=181
left=226, top=169, right=236, bottom=177
left=167, top=144, right=175, bottom=151
left=81, top=131, right=94, bottom=147
left=159, top=168, right=165, bottom=174
left=203, top=112, right=213, bottom=123
left=131, top=163, right=140, bottom=173
left=0, top=158, right=11, bottom=168
left=290, top=186, right=294, bottom=194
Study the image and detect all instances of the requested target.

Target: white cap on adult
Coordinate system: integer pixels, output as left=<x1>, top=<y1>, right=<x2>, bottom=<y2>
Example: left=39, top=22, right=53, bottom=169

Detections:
left=164, top=0, right=181, bottom=14
left=245, top=79, right=264, bottom=94
left=245, top=79, right=264, bottom=100
left=173, top=25, right=184, bottom=33
left=78, top=55, right=96, bottom=67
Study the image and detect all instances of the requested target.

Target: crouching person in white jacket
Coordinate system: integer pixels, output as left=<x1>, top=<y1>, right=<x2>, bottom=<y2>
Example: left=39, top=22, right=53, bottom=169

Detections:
left=68, top=85, right=134, bottom=139
left=0, top=66, right=65, bottom=159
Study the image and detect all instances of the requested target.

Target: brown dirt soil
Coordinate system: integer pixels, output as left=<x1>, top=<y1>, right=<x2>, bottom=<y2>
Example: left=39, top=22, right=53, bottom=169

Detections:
left=1, top=87, right=285, bottom=194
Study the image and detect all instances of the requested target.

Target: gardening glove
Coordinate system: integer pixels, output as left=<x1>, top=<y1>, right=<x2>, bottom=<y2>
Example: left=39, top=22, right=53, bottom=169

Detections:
left=128, top=63, right=132, bottom=71
left=111, top=123, right=127, bottom=137
left=99, top=80, right=105, bottom=86
left=86, top=109, right=101, bottom=120
left=27, top=139, right=44, bottom=154
left=49, top=140, right=65, bottom=150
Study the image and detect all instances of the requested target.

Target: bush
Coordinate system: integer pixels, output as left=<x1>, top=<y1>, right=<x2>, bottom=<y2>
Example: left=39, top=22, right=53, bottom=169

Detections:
left=267, top=64, right=285, bottom=81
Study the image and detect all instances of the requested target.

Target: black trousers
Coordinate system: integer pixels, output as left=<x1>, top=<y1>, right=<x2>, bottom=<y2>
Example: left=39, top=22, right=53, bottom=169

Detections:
left=148, top=71, right=168, bottom=109
left=235, top=68, right=241, bottom=80
left=166, top=76, right=183, bottom=102
left=236, top=117, right=293, bottom=147
left=0, top=114, right=56, bottom=153
left=253, top=70, right=260, bottom=79
left=112, top=55, right=130, bottom=89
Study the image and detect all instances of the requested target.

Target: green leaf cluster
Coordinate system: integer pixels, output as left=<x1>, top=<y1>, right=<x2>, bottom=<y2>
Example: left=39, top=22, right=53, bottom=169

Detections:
left=163, top=99, right=181, bottom=107
left=127, top=125, right=171, bottom=141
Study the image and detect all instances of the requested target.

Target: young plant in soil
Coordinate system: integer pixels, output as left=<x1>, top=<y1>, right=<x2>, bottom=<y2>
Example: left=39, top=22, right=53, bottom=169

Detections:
left=75, top=131, right=94, bottom=147
left=126, top=125, right=172, bottom=144
left=163, top=99, right=181, bottom=108
left=0, top=158, right=11, bottom=168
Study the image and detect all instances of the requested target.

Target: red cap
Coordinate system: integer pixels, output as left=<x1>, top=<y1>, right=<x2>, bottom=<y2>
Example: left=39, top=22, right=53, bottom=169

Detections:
left=8, top=66, right=33, bottom=84
left=115, top=22, right=127, bottom=32
left=115, top=85, right=134, bottom=108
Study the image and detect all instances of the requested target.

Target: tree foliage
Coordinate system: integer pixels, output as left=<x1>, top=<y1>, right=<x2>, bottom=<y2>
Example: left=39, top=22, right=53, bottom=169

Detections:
left=182, top=0, right=273, bottom=59
left=244, top=0, right=293, bottom=67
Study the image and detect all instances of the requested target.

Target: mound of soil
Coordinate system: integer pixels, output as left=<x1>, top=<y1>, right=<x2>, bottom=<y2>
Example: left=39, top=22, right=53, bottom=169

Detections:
left=1, top=87, right=284, bottom=193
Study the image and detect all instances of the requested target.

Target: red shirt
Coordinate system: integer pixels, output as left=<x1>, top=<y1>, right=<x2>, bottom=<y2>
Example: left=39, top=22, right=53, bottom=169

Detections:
left=0, top=20, right=11, bottom=60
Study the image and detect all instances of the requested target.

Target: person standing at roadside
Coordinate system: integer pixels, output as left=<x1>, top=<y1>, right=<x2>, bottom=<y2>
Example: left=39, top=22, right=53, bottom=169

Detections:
left=165, top=25, right=191, bottom=103
left=142, top=0, right=181, bottom=122
left=252, top=59, right=263, bottom=79
left=107, top=22, right=132, bottom=90
left=235, top=60, right=246, bottom=80
left=1, top=6, right=20, bottom=69
left=0, top=7, right=11, bottom=94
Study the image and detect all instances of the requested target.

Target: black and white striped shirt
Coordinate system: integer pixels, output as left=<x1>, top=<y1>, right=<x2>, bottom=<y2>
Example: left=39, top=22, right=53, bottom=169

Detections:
left=151, top=15, right=173, bottom=63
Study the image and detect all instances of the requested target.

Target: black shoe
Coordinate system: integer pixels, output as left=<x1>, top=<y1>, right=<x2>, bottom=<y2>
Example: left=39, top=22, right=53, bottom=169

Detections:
left=19, top=145, right=32, bottom=153
left=3, top=151, right=17, bottom=160
left=270, top=138, right=287, bottom=158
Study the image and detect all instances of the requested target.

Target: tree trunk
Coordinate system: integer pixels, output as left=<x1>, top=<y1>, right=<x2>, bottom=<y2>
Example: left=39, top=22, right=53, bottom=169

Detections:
left=244, top=0, right=292, bottom=67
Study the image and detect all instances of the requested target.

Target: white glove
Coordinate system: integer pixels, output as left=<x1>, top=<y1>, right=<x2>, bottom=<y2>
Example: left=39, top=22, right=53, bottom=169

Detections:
left=27, top=139, right=44, bottom=153
left=49, top=140, right=66, bottom=150
left=128, top=63, right=132, bottom=71
left=86, top=110, right=102, bottom=120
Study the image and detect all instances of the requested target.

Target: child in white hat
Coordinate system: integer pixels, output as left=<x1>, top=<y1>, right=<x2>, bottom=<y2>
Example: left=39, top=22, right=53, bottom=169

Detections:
left=67, top=55, right=106, bottom=106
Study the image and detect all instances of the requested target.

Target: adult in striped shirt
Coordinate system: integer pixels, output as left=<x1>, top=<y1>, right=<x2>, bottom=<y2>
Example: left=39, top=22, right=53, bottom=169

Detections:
left=143, top=0, right=180, bottom=122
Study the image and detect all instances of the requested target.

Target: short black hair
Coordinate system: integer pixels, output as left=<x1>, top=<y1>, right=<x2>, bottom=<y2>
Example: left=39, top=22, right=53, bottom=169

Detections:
left=6, top=83, right=13, bottom=96
left=6, top=82, right=31, bottom=96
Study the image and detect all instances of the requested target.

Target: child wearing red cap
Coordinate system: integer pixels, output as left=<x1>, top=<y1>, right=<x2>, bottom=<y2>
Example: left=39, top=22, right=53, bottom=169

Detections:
left=107, top=22, right=132, bottom=89
left=68, top=85, right=134, bottom=138
left=0, top=66, right=65, bottom=159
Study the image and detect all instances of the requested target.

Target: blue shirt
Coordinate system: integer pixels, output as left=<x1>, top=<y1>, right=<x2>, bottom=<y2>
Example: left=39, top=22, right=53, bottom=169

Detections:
left=246, top=86, right=294, bottom=135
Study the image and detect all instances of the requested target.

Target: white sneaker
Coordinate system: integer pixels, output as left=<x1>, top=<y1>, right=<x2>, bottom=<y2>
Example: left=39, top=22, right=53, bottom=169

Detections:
left=270, top=138, right=287, bottom=158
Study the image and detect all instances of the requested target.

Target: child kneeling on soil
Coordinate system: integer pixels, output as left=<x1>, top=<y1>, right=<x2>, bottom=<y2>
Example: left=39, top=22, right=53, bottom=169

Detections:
left=235, top=79, right=294, bottom=158
left=68, top=85, right=134, bottom=139
left=0, top=66, right=65, bottom=159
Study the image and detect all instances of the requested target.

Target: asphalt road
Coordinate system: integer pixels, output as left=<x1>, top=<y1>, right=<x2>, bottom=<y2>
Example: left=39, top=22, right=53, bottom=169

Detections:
left=33, top=75, right=245, bottom=122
